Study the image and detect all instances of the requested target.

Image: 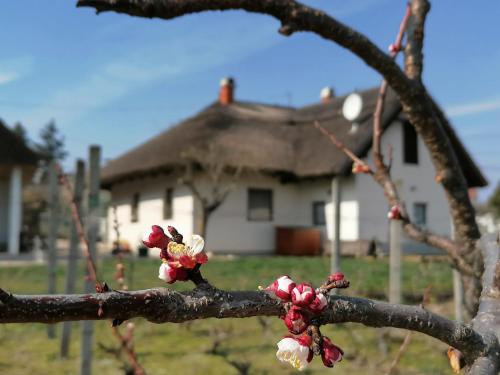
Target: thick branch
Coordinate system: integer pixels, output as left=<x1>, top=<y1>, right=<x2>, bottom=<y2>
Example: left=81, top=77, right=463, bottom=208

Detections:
left=469, top=234, right=500, bottom=374
left=0, top=287, right=489, bottom=365
left=404, top=0, right=430, bottom=80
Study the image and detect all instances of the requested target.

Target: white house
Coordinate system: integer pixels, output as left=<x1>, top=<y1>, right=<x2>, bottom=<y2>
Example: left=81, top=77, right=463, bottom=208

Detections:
left=101, top=78, right=487, bottom=255
left=0, top=121, right=38, bottom=255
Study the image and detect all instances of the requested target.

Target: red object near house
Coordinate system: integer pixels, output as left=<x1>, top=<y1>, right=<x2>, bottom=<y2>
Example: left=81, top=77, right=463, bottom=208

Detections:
left=276, top=227, right=322, bottom=256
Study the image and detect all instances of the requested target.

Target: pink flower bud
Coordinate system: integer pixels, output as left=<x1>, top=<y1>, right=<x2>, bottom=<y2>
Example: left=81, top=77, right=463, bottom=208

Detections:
left=158, top=262, right=188, bottom=284
left=308, top=293, right=328, bottom=313
left=321, top=337, right=344, bottom=368
left=387, top=205, right=402, bottom=220
left=291, top=283, right=316, bottom=307
left=143, top=225, right=170, bottom=249
left=328, top=272, right=345, bottom=283
left=266, top=276, right=296, bottom=301
left=352, top=163, right=370, bottom=174
left=388, top=43, right=399, bottom=54
left=283, top=306, right=310, bottom=334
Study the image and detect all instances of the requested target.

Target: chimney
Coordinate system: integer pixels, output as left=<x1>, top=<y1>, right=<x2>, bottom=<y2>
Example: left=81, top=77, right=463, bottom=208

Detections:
left=320, top=86, right=335, bottom=103
left=219, top=77, right=235, bottom=105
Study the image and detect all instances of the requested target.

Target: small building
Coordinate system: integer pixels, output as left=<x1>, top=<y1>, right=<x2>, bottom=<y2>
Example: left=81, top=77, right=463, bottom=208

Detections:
left=101, top=79, right=487, bottom=255
left=0, top=121, right=38, bottom=255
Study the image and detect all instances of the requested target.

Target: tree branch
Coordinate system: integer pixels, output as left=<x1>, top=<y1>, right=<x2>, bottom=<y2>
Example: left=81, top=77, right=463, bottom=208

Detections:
left=0, top=287, right=490, bottom=365
left=468, top=234, right=500, bottom=374
left=404, top=0, right=430, bottom=80
left=314, top=121, right=373, bottom=173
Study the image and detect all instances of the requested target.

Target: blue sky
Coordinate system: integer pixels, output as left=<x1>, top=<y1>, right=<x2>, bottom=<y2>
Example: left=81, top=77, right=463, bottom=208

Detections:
left=0, top=1, right=499, bottom=200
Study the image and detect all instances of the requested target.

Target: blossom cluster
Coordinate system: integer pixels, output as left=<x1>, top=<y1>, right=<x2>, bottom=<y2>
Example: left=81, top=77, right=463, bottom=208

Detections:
left=264, top=273, right=347, bottom=371
left=142, top=225, right=208, bottom=283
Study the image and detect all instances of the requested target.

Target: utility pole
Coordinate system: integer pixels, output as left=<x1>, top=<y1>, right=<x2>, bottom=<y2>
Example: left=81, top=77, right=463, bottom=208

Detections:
left=81, top=146, right=100, bottom=375
left=61, top=159, right=85, bottom=358
left=47, top=161, right=59, bottom=339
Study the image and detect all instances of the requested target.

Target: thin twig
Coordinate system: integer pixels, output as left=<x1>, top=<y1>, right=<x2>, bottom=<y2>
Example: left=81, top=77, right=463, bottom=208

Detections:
left=57, top=164, right=145, bottom=375
left=56, top=164, right=98, bottom=283
left=314, top=121, right=373, bottom=173
left=110, top=206, right=145, bottom=375
left=385, top=285, right=432, bottom=375
left=373, top=4, right=411, bottom=168
left=384, top=331, right=413, bottom=375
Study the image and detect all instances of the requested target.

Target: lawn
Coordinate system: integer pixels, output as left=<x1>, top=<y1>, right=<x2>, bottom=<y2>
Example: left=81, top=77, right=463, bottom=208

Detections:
left=0, top=255, right=454, bottom=374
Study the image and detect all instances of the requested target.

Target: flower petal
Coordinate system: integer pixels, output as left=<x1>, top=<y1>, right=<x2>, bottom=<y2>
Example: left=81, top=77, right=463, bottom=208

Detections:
left=188, top=234, right=205, bottom=255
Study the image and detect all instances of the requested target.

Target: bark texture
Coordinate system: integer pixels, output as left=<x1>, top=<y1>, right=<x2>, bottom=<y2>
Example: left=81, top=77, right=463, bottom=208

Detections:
left=468, top=234, right=500, bottom=374
left=0, top=287, right=489, bottom=364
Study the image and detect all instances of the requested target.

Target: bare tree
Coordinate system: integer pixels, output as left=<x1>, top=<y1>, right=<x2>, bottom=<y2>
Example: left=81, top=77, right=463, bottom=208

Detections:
left=1, top=1, right=499, bottom=374
left=179, top=144, right=243, bottom=238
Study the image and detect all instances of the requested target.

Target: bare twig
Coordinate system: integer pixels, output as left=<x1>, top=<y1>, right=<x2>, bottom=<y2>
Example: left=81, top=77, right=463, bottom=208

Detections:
left=385, top=331, right=413, bottom=375
left=372, top=3, right=410, bottom=166
left=385, top=286, right=432, bottom=375
left=57, top=164, right=145, bottom=375
left=314, top=121, right=373, bottom=173
left=56, top=164, right=98, bottom=284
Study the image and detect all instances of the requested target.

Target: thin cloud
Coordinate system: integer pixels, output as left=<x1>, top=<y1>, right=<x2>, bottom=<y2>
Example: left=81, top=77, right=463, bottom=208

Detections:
left=17, top=17, right=278, bottom=129
left=0, top=56, right=33, bottom=85
left=0, top=71, right=18, bottom=85
left=446, top=97, right=500, bottom=117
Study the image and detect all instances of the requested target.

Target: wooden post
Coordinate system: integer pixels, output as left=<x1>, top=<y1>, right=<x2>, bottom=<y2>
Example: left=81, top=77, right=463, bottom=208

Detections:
left=389, top=219, right=402, bottom=304
left=47, top=161, right=59, bottom=339
left=7, top=166, right=22, bottom=255
left=330, top=177, right=341, bottom=275
left=81, top=146, right=100, bottom=375
left=60, top=160, right=85, bottom=358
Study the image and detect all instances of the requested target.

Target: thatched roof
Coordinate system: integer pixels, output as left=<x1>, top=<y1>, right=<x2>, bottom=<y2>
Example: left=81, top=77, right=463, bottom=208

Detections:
left=101, top=87, right=487, bottom=188
left=0, top=120, right=38, bottom=166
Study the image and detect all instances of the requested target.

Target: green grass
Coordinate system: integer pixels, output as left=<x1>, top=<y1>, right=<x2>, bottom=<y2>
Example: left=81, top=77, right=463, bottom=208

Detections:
left=0, top=256, right=454, bottom=374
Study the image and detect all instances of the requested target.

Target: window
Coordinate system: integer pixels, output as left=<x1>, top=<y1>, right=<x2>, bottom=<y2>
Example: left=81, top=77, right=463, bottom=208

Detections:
left=413, top=202, right=427, bottom=227
left=163, top=188, right=174, bottom=220
left=248, top=188, right=273, bottom=221
left=403, top=122, right=419, bottom=164
left=131, top=193, right=139, bottom=223
left=312, top=201, right=326, bottom=226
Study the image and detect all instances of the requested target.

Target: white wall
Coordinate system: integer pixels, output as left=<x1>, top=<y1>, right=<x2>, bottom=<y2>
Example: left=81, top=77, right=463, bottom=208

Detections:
left=108, top=174, right=194, bottom=254
left=196, top=173, right=332, bottom=254
left=356, top=120, right=451, bottom=249
left=108, top=171, right=338, bottom=254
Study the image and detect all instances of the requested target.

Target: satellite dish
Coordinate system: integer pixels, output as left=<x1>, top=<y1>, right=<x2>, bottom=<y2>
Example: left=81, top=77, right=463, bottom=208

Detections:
left=342, top=93, right=363, bottom=122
